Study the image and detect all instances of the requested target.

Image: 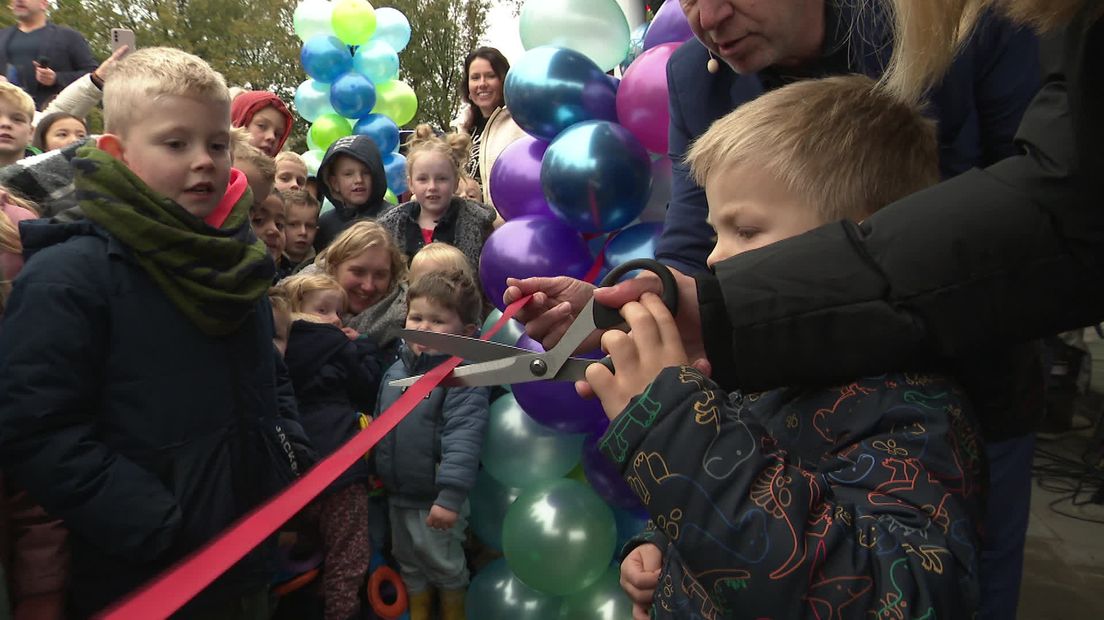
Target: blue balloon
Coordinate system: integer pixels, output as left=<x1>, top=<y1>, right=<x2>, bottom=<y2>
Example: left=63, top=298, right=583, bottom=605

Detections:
left=373, top=7, right=412, bottom=53
left=353, top=113, right=400, bottom=153
left=300, top=35, right=353, bottom=83
left=329, top=72, right=377, bottom=119
left=294, top=79, right=336, bottom=122
left=383, top=152, right=407, bottom=194
left=353, top=40, right=400, bottom=83
left=504, top=47, right=618, bottom=141
left=606, top=221, right=663, bottom=267
left=541, top=121, right=652, bottom=233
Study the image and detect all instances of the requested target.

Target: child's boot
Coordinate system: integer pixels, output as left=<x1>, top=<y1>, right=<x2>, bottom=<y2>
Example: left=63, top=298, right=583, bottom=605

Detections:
left=408, top=588, right=435, bottom=620
left=439, top=588, right=466, bottom=620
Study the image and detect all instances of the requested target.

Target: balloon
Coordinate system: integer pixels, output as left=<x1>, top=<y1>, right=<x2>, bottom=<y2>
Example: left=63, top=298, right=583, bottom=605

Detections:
left=309, top=113, right=352, bottom=151
left=643, top=0, right=694, bottom=50
left=469, top=469, right=522, bottom=551
left=541, top=121, right=652, bottom=233
left=353, top=39, right=400, bottom=83
left=481, top=393, right=585, bottom=489
left=558, top=567, right=635, bottom=619
left=329, top=73, right=377, bottom=119
left=331, top=0, right=377, bottom=46
left=616, top=43, right=678, bottom=155
left=352, top=113, right=400, bottom=153
left=384, top=189, right=398, bottom=205
left=483, top=308, right=525, bottom=347
left=639, top=156, right=672, bottom=223
left=504, top=47, right=618, bottom=142
left=300, top=149, right=325, bottom=176
left=620, top=22, right=649, bottom=71
left=294, top=79, right=336, bottom=123
left=293, top=0, right=335, bottom=42
left=373, top=7, right=412, bottom=53
left=372, top=80, right=418, bottom=126
left=479, top=216, right=593, bottom=312
left=488, top=136, right=554, bottom=221
left=581, top=437, right=644, bottom=512
left=512, top=335, right=609, bottom=435
left=300, top=35, right=353, bottom=83
left=605, top=222, right=663, bottom=268
left=382, top=152, right=407, bottom=194
left=321, top=197, right=337, bottom=213
left=466, top=559, right=563, bottom=620
left=519, top=0, right=631, bottom=73
left=502, top=479, right=617, bottom=595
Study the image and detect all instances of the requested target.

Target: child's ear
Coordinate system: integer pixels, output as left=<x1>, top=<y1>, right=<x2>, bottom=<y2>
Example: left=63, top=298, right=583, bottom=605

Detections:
left=97, top=134, right=126, bottom=161
left=463, top=323, right=478, bottom=337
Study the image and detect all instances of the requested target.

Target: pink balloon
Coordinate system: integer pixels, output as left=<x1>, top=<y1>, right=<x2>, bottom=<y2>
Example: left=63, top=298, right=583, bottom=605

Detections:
left=616, top=43, right=679, bottom=155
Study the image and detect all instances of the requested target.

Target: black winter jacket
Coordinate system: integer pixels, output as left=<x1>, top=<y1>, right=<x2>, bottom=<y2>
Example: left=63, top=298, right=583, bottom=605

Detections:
left=314, top=135, right=390, bottom=252
left=0, top=220, right=308, bottom=616
left=0, top=22, right=98, bottom=109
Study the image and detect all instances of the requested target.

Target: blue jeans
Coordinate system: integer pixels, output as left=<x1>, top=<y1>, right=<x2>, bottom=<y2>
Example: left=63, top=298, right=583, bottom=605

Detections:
left=980, top=435, right=1036, bottom=620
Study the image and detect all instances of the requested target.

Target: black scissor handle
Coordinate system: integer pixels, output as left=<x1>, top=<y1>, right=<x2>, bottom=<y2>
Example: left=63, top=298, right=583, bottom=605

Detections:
left=591, top=259, right=680, bottom=330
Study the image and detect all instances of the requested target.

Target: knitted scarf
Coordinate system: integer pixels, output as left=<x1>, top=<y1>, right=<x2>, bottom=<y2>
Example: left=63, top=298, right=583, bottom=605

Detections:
left=75, top=147, right=274, bottom=336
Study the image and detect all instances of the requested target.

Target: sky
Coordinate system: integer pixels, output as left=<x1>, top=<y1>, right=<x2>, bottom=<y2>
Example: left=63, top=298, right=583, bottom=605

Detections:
left=483, top=0, right=646, bottom=64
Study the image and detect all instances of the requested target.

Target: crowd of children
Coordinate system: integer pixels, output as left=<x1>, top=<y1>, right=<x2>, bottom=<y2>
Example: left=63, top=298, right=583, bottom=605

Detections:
left=0, top=37, right=1007, bottom=620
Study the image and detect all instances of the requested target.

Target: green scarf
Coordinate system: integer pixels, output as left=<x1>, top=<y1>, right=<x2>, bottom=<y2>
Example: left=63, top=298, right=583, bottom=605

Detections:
left=76, top=147, right=274, bottom=336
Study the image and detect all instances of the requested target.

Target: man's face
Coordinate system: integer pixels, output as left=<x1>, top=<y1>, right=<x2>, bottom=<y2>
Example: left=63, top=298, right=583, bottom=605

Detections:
left=10, top=0, right=48, bottom=21
left=680, top=0, right=823, bottom=74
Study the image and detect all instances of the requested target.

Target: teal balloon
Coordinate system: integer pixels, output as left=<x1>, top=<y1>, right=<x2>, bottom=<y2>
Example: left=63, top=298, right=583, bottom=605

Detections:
left=482, top=308, right=525, bottom=346
left=301, top=35, right=353, bottom=83
left=558, top=568, right=634, bottom=619
left=502, top=478, right=617, bottom=596
left=301, top=149, right=325, bottom=176
left=469, top=469, right=522, bottom=551
left=293, top=0, right=335, bottom=42
left=330, top=73, right=377, bottom=119
left=373, top=7, right=411, bottom=53
left=466, top=559, right=563, bottom=620
left=481, top=394, right=584, bottom=489
left=519, top=0, right=631, bottom=73
left=294, top=79, right=336, bottom=123
left=321, top=197, right=336, bottom=213
left=354, top=40, right=400, bottom=83
left=504, top=47, right=618, bottom=142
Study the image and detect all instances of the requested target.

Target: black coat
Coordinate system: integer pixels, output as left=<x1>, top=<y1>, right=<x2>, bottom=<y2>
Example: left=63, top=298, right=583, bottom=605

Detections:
left=0, top=22, right=98, bottom=109
left=313, top=135, right=390, bottom=252
left=0, top=220, right=310, bottom=616
left=699, top=10, right=1103, bottom=406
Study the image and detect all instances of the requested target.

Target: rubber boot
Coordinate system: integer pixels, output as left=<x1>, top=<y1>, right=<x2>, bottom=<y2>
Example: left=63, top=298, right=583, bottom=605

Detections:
left=407, top=588, right=435, bottom=620
left=439, top=588, right=466, bottom=620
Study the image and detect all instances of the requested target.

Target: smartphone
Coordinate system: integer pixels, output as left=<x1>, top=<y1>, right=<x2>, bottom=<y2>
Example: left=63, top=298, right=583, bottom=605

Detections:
left=110, top=28, right=136, bottom=55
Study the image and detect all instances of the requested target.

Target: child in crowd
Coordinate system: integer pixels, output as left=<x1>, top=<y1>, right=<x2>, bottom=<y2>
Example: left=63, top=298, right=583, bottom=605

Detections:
left=456, top=174, right=481, bottom=203
left=231, top=129, right=275, bottom=205
left=231, top=90, right=293, bottom=158
left=375, top=270, right=489, bottom=620
left=275, top=273, right=386, bottom=620
left=275, top=151, right=309, bottom=193
left=0, top=48, right=310, bottom=617
left=0, top=188, right=36, bottom=304
left=409, top=242, right=471, bottom=285
left=0, top=84, right=34, bottom=167
left=283, top=189, right=321, bottom=271
left=587, top=76, right=985, bottom=619
left=377, top=125, right=494, bottom=273
left=31, top=113, right=88, bottom=153
left=314, top=135, right=389, bottom=252
left=251, top=191, right=291, bottom=281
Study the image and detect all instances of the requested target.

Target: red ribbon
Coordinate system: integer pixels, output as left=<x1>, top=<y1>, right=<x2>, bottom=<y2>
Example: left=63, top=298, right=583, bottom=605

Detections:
left=98, top=296, right=532, bottom=619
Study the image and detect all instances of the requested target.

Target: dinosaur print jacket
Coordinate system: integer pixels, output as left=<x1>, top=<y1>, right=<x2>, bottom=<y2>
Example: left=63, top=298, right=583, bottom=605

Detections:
left=598, top=366, right=984, bottom=619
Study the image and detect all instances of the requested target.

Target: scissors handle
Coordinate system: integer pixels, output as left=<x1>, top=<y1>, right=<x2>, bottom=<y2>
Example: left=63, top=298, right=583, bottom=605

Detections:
left=591, top=259, right=680, bottom=330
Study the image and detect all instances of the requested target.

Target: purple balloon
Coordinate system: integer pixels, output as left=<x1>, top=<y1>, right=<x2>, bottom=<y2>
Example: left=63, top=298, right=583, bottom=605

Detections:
left=512, top=335, right=609, bottom=435
left=488, top=136, right=555, bottom=221
left=479, top=216, right=593, bottom=311
left=643, top=0, right=694, bottom=50
left=582, top=437, right=644, bottom=511
left=617, top=43, right=678, bottom=154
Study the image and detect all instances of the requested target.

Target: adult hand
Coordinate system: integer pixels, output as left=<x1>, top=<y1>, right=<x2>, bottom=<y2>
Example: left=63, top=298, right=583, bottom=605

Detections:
left=503, top=276, right=597, bottom=349
left=594, top=266, right=705, bottom=365
left=621, top=543, right=663, bottom=620
left=93, top=45, right=130, bottom=83
left=33, top=62, right=56, bottom=87
left=425, top=504, right=459, bottom=531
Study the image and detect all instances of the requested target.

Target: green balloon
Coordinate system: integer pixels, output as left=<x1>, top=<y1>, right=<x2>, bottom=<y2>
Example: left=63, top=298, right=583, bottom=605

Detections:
left=466, top=559, right=563, bottom=620
left=294, top=0, right=335, bottom=42
left=503, top=479, right=617, bottom=596
left=331, top=0, right=378, bottom=46
left=372, top=80, right=418, bottom=126
left=482, top=394, right=585, bottom=489
left=469, top=469, right=522, bottom=551
left=309, top=113, right=353, bottom=151
left=558, top=568, right=634, bottom=620
left=519, top=0, right=631, bottom=72
left=482, top=308, right=525, bottom=346
left=384, top=188, right=398, bottom=205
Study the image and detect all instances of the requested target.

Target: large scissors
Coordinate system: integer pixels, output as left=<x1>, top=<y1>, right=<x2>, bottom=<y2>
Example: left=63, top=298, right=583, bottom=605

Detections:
left=389, top=258, right=679, bottom=388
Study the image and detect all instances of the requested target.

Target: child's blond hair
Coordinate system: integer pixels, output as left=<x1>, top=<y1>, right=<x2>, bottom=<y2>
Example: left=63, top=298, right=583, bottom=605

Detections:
left=405, top=124, right=471, bottom=182
left=233, top=128, right=277, bottom=178
left=276, top=151, right=307, bottom=169
left=407, top=269, right=483, bottom=328
left=0, top=83, right=34, bottom=120
left=268, top=287, right=292, bottom=323
left=317, top=220, right=408, bottom=289
left=410, top=243, right=471, bottom=283
left=687, top=74, right=938, bottom=224
left=282, top=188, right=321, bottom=215
left=273, top=273, right=348, bottom=315
left=103, top=47, right=230, bottom=136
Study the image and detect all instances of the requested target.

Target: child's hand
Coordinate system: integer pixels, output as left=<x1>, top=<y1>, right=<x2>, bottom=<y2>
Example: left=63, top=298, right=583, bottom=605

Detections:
left=586, top=293, right=689, bottom=419
left=342, top=326, right=360, bottom=340
left=426, top=504, right=459, bottom=531
left=621, top=543, right=663, bottom=620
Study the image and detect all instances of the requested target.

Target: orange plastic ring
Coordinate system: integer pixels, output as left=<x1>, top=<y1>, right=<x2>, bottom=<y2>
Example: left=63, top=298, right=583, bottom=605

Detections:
left=367, top=565, right=408, bottom=619
left=273, top=568, right=320, bottom=597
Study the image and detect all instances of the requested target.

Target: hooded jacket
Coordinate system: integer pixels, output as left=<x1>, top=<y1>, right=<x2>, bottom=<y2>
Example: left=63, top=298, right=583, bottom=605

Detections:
left=313, top=135, right=390, bottom=252
left=230, top=91, right=293, bottom=154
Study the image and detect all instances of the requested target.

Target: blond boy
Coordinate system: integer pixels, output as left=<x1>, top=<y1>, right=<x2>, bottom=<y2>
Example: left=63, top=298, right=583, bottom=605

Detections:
left=275, top=151, right=308, bottom=193
left=282, top=189, right=320, bottom=267
left=0, top=83, right=35, bottom=167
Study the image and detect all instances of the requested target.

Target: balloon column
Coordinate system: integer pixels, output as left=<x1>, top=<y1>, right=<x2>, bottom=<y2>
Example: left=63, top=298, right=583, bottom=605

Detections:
left=292, top=0, right=417, bottom=199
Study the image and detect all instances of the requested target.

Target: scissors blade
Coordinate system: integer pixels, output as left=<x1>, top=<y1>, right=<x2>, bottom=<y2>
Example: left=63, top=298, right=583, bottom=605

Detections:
left=399, top=329, right=529, bottom=362
left=540, top=298, right=603, bottom=375
left=387, top=356, right=600, bottom=388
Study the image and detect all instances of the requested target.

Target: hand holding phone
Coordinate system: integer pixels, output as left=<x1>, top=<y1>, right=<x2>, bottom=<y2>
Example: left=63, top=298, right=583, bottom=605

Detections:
left=110, top=29, right=136, bottom=55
